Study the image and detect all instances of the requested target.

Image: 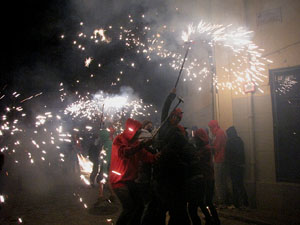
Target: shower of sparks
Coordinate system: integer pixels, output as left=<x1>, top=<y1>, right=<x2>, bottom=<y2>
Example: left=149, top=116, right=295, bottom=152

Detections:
left=0, top=8, right=290, bottom=218
left=70, top=16, right=274, bottom=93
left=275, top=75, right=298, bottom=95
left=64, top=90, right=157, bottom=122
left=181, top=21, right=274, bottom=93
left=78, top=153, right=93, bottom=174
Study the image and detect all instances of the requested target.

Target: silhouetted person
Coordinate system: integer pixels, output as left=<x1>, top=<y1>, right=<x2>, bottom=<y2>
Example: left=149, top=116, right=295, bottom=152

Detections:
left=88, top=132, right=101, bottom=187
left=156, top=88, right=196, bottom=225
left=189, top=128, right=220, bottom=225
left=225, top=126, right=249, bottom=208
left=136, top=120, right=155, bottom=205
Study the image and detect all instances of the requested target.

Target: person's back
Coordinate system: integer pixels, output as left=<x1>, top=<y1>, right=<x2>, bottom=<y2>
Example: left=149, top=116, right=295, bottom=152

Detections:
left=225, top=126, right=248, bottom=208
left=225, top=126, right=245, bottom=166
left=188, top=128, right=220, bottom=225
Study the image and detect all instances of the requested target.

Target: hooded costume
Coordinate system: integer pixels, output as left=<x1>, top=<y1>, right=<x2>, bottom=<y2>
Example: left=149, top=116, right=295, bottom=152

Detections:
left=194, top=128, right=214, bottom=180
left=208, top=120, right=227, bottom=163
left=109, top=118, right=156, bottom=189
left=190, top=128, right=221, bottom=225
left=225, top=126, right=245, bottom=166
left=225, top=126, right=248, bottom=208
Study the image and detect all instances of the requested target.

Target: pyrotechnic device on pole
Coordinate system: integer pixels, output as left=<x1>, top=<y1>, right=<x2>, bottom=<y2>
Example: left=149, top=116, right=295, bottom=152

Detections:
left=174, top=41, right=192, bottom=88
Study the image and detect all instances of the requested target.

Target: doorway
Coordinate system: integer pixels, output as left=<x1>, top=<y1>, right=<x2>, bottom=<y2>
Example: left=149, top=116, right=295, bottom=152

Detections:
left=270, top=66, right=300, bottom=183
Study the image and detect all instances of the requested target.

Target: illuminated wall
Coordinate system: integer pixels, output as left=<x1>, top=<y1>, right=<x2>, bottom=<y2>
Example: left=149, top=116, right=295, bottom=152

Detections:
left=211, top=0, right=300, bottom=211
left=173, top=0, right=300, bottom=211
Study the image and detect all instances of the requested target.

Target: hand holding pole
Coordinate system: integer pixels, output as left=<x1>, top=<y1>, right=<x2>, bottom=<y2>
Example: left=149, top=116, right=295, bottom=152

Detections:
left=152, top=96, right=184, bottom=139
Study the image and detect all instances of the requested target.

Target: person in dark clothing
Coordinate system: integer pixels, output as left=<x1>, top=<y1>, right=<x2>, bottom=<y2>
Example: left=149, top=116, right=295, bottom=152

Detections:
left=154, top=88, right=202, bottom=225
left=225, top=126, right=249, bottom=208
left=188, top=128, right=220, bottom=225
left=136, top=120, right=155, bottom=195
left=109, top=118, right=159, bottom=225
left=88, top=132, right=101, bottom=187
left=135, top=120, right=159, bottom=224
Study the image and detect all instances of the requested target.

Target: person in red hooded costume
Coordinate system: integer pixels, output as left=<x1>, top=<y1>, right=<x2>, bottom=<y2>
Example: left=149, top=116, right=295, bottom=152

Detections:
left=109, top=118, right=159, bottom=225
left=208, top=120, right=229, bottom=207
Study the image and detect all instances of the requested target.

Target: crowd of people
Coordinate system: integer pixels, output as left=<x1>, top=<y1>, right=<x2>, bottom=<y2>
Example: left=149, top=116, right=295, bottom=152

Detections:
left=83, top=88, right=249, bottom=225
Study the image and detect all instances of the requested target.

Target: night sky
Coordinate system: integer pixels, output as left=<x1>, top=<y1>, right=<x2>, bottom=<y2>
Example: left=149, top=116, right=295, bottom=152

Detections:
left=1, top=0, right=181, bottom=111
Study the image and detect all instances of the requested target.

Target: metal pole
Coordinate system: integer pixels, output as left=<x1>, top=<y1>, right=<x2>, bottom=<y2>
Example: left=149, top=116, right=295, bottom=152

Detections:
left=174, top=42, right=191, bottom=88
left=99, top=104, right=105, bottom=128
left=152, top=98, right=184, bottom=139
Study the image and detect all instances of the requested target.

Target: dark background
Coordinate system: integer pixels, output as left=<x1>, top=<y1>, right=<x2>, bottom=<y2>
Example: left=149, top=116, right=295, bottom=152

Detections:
left=0, top=0, right=183, bottom=111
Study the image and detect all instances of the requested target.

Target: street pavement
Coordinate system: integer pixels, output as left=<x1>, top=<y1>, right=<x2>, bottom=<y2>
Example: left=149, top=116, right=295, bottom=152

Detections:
left=1, top=169, right=298, bottom=225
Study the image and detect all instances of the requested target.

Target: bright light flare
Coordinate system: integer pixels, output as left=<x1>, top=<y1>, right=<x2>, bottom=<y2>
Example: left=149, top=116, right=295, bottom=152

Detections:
left=77, top=154, right=93, bottom=174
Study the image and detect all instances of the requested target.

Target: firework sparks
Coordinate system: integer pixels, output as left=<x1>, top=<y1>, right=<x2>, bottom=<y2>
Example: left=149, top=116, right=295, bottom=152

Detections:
left=85, top=57, right=93, bottom=67
left=77, top=154, right=93, bottom=174
left=93, top=28, right=111, bottom=43
left=64, top=89, right=156, bottom=122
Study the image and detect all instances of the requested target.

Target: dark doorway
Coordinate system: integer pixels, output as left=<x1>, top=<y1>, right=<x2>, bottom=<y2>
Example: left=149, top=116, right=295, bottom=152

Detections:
left=270, top=66, right=300, bottom=183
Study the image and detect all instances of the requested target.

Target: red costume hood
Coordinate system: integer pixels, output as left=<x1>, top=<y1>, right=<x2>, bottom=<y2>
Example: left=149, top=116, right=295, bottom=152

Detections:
left=194, top=128, right=209, bottom=145
left=208, top=120, right=220, bottom=135
left=177, top=124, right=187, bottom=137
left=122, top=118, right=142, bottom=141
left=171, top=108, right=183, bottom=119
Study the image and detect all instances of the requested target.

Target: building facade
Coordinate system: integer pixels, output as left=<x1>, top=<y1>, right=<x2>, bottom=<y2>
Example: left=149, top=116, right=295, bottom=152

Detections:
left=177, top=0, right=300, bottom=213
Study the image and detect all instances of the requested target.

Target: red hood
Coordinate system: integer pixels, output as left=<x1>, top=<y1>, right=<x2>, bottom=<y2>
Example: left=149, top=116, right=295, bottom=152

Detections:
left=171, top=108, right=183, bottom=119
left=177, top=124, right=187, bottom=137
left=194, top=128, right=209, bottom=145
left=208, top=120, right=219, bottom=135
left=122, top=118, right=142, bottom=141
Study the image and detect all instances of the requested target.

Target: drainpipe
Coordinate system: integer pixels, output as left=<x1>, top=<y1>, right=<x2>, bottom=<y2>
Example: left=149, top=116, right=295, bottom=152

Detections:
left=209, top=46, right=217, bottom=120
left=248, top=88, right=257, bottom=208
left=211, top=69, right=216, bottom=120
left=242, top=0, right=257, bottom=208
